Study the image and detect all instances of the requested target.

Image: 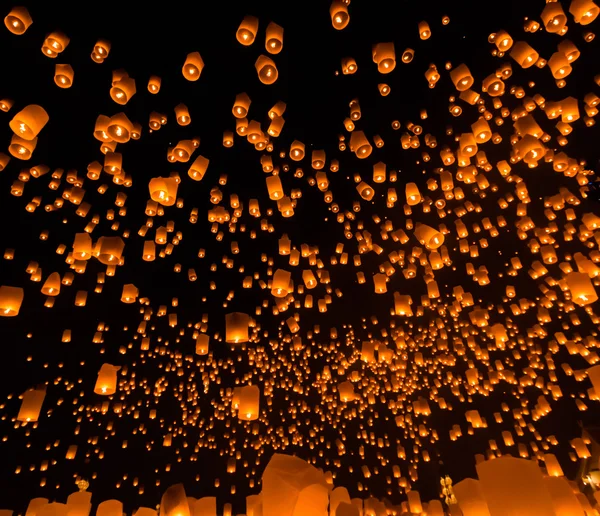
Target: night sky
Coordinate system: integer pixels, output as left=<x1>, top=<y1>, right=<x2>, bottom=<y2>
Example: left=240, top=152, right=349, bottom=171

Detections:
left=1, top=0, right=600, bottom=514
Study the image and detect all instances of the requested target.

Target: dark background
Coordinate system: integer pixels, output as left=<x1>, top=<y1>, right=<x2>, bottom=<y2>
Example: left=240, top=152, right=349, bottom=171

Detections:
left=1, top=0, right=600, bottom=513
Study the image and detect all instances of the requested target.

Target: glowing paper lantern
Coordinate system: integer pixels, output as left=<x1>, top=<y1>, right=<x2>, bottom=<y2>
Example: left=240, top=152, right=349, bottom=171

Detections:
left=4, top=7, right=32, bottom=35
left=9, top=105, right=49, bottom=140
left=236, top=15, right=259, bottom=45
left=0, top=285, right=24, bottom=316
left=569, top=0, right=599, bottom=24
left=566, top=272, right=597, bottom=305
left=414, top=223, right=444, bottom=249
left=95, top=236, right=125, bottom=265
left=182, top=52, right=204, bottom=81
left=17, top=387, right=46, bottom=422
left=265, top=22, right=284, bottom=54
left=543, top=476, right=585, bottom=516
left=453, top=478, right=491, bottom=516
left=54, top=64, right=74, bottom=88
left=149, top=177, right=179, bottom=206
left=94, top=364, right=121, bottom=395
left=261, top=454, right=330, bottom=516
left=330, top=0, right=350, bottom=29
left=476, top=457, right=556, bottom=515
left=238, top=385, right=260, bottom=421
left=255, top=55, right=278, bottom=84
left=96, top=501, right=122, bottom=516
left=225, top=312, right=250, bottom=344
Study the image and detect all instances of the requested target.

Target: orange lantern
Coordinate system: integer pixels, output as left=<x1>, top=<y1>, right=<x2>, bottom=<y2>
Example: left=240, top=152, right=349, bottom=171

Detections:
left=236, top=15, right=259, bottom=45
left=330, top=0, right=350, bottom=29
left=225, top=312, right=250, bottom=344
left=0, top=285, right=24, bottom=316
left=182, top=52, right=204, bottom=81
left=255, top=55, right=278, bottom=84
left=9, top=134, right=37, bottom=160
left=17, top=387, right=46, bottom=421
left=265, top=22, right=284, bottom=54
left=148, top=75, right=161, bottom=93
left=94, top=364, right=121, bottom=395
left=149, top=177, right=178, bottom=206
left=449, top=64, right=474, bottom=91
left=9, top=105, right=49, bottom=140
left=4, top=7, right=32, bottom=35
left=233, top=93, right=251, bottom=118
left=570, top=0, right=599, bottom=24
left=110, top=77, right=136, bottom=104
left=54, top=64, right=74, bottom=88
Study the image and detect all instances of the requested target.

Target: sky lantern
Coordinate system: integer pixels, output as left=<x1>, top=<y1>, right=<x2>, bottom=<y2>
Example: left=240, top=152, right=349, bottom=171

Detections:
left=236, top=15, right=259, bottom=45
left=237, top=385, right=260, bottom=421
left=17, top=387, right=46, bottom=422
left=225, top=313, right=249, bottom=344
left=94, top=364, right=121, bottom=395
left=569, top=0, right=600, bottom=24
left=9, top=105, right=49, bottom=140
left=4, top=7, right=32, bottom=35
left=265, top=22, right=284, bottom=54
left=95, top=236, right=125, bottom=265
left=255, top=55, right=279, bottom=84
left=182, top=52, right=204, bottom=81
left=330, top=0, right=350, bottom=29
left=54, top=64, right=74, bottom=88
left=149, top=178, right=179, bottom=206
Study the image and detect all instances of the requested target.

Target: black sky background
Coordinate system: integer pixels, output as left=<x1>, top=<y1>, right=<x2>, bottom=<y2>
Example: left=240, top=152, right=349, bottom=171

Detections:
left=1, top=0, right=600, bottom=513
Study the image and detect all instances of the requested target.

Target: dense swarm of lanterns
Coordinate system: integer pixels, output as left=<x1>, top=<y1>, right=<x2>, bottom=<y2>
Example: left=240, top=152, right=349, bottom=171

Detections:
left=2, top=0, right=600, bottom=514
